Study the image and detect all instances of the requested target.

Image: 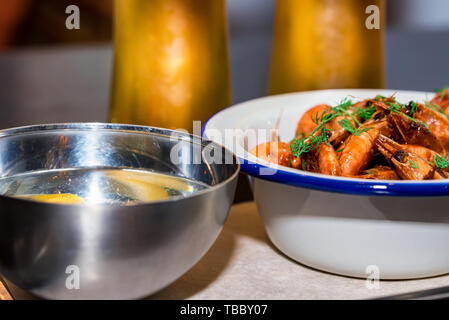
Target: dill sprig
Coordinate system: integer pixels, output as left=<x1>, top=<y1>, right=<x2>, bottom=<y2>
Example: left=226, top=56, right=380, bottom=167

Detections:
left=332, top=98, right=361, bottom=126
left=291, top=97, right=379, bottom=158
left=433, top=154, right=449, bottom=170
left=408, top=159, right=419, bottom=169
left=374, top=95, right=387, bottom=101
left=354, top=127, right=374, bottom=136
left=386, top=101, right=429, bottom=130
left=425, top=101, right=449, bottom=121
left=334, top=97, right=353, bottom=110
left=354, top=105, right=376, bottom=121
left=338, top=118, right=355, bottom=133
left=434, top=86, right=449, bottom=100
left=338, top=118, right=372, bottom=136
left=385, top=101, right=402, bottom=112
left=313, top=98, right=354, bottom=132
left=408, top=101, right=417, bottom=116
left=290, top=127, right=330, bottom=158
left=291, top=98, right=353, bottom=158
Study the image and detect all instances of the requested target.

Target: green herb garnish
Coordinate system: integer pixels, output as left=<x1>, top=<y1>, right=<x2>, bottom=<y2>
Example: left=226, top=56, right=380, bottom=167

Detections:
left=353, top=127, right=374, bottom=136
left=334, top=97, right=353, bottom=110
left=386, top=101, right=403, bottom=113
left=386, top=101, right=429, bottom=130
left=332, top=98, right=362, bottom=127
left=338, top=118, right=355, bottom=133
left=408, top=101, right=417, bottom=116
left=291, top=98, right=352, bottom=157
left=291, top=97, right=376, bottom=158
left=374, top=95, right=387, bottom=101
left=291, top=96, right=380, bottom=158
left=425, top=101, right=449, bottom=121
left=290, top=127, right=330, bottom=158
left=408, top=159, right=419, bottom=169
left=434, top=86, right=449, bottom=100
left=433, top=154, right=449, bottom=170
left=354, top=106, right=376, bottom=121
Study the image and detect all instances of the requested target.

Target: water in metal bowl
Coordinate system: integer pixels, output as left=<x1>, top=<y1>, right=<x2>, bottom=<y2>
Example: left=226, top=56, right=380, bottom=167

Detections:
left=0, top=167, right=209, bottom=205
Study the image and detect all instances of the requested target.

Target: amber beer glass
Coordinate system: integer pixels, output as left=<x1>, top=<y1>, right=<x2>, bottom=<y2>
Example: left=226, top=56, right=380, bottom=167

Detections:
left=269, top=0, right=385, bottom=94
left=110, top=0, right=231, bottom=131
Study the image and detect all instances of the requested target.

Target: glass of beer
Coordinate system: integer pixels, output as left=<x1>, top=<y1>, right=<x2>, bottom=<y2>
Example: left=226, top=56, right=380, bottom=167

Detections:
left=269, top=0, right=385, bottom=94
left=110, top=0, right=231, bottom=132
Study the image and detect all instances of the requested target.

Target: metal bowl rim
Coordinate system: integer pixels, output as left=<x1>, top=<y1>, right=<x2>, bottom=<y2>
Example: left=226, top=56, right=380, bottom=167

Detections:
left=0, top=122, right=240, bottom=207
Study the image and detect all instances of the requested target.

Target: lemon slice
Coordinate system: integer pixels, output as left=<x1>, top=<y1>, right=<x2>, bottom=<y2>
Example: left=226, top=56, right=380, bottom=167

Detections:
left=28, top=193, right=84, bottom=204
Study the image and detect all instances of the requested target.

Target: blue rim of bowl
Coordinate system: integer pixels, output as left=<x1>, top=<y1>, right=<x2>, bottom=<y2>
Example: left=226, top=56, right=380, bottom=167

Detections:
left=202, top=105, right=449, bottom=198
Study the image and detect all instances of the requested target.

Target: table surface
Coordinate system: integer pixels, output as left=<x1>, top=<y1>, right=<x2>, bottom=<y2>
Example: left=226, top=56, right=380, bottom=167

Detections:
left=3, top=201, right=449, bottom=300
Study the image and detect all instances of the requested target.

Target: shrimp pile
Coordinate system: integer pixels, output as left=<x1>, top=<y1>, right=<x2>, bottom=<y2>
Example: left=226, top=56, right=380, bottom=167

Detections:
left=250, top=88, right=449, bottom=180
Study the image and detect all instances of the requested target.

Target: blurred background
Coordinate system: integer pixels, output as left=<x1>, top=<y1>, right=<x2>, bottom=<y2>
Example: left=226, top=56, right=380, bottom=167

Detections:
left=0, top=0, right=448, bottom=128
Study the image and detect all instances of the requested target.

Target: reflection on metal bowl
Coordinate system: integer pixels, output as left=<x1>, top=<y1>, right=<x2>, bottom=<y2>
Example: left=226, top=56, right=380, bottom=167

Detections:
left=0, top=123, right=239, bottom=299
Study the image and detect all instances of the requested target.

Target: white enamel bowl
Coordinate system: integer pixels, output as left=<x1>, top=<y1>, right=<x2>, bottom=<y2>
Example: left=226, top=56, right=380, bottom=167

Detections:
left=204, top=89, right=449, bottom=280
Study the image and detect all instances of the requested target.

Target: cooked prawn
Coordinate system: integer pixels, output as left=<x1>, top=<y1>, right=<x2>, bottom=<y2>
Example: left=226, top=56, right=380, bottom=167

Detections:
left=388, top=111, right=445, bottom=153
left=296, top=104, right=329, bottom=136
left=354, top=165, right=399, bottom=180
left=338, top=120, right=389, bottom=177
left=431, top=88, right=449, bottom=113
left=250, top=142, right=300, bottom=168
left=413, top=103, right=449, bottom=151
left=375, top=135, right=435, bottom=180
left=318, top=143, right=341, bottom=176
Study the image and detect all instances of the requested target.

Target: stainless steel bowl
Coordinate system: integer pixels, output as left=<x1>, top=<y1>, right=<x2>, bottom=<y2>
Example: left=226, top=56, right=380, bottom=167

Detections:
left=0, top=123, right=239, bottom=299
